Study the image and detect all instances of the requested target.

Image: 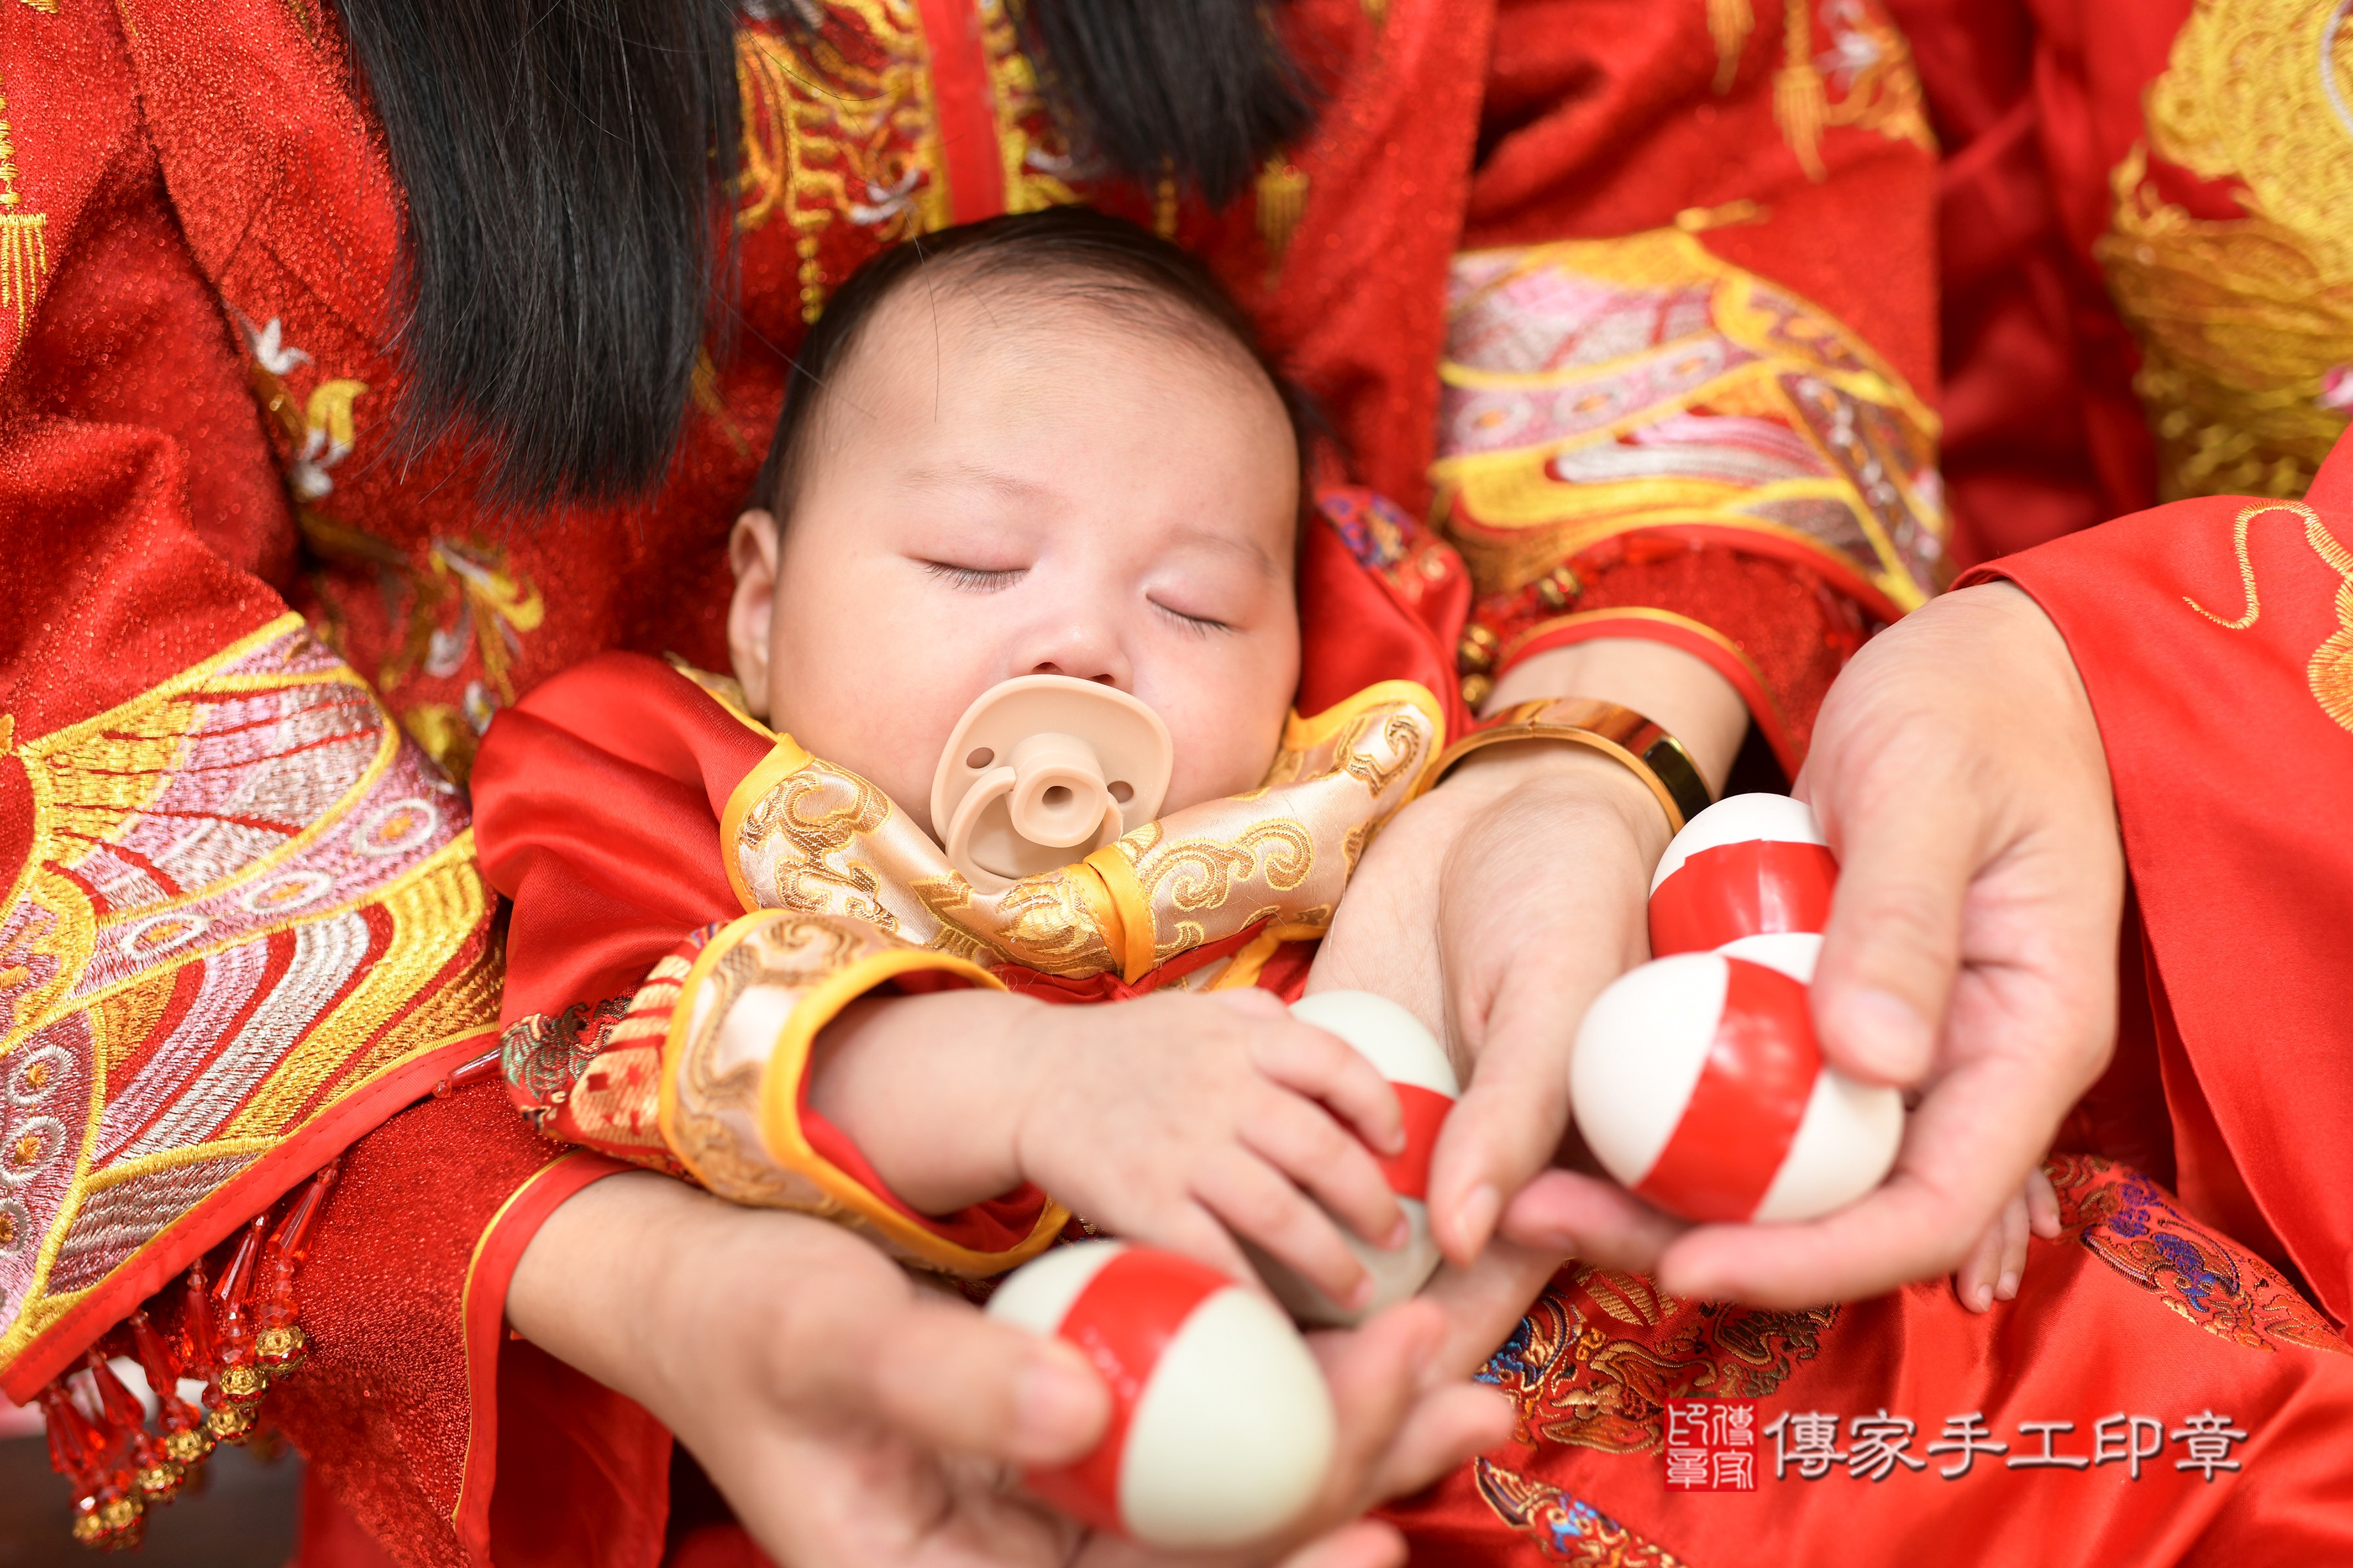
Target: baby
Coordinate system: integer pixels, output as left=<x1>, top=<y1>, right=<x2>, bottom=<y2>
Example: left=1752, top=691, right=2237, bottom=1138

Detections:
left=480, top=207, right=1447, bottom=1316
left=721, top=209, right=1411, bottom=1312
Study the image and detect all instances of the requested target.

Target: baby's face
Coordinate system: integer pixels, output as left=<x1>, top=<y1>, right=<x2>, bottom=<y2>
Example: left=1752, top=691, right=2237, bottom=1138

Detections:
left=728, top=281, right=1302, bottom=840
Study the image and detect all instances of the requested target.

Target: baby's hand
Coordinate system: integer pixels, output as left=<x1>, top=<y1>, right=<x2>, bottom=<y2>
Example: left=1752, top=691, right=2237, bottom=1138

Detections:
left=1951, top=1164, right=2061, bottom=1312
left=1017, top=987, right=1409, bottom=1314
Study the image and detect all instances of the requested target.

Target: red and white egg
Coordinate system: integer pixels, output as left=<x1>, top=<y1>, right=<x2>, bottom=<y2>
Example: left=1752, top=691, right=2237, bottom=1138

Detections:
left=1570, top=794, right=1901, bottom=1224
left=1648, top=793, right=1838, bottom=959
left=985, top=1240, right=1334, bottom=1549
left=1570, top=953, right=1901, bottom=1223
left=1253, top=991, right=1458, bottom=1326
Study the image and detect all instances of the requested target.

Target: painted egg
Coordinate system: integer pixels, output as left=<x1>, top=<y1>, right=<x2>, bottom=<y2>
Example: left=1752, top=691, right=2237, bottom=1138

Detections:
left=1253, top=991, right=1459, bottom=1326
left=1570, top=954, right=1901, bottom=1223
left=1648, top=793, right=1838, bottom=958
left=986, top=1241, right=1334, bottom=1549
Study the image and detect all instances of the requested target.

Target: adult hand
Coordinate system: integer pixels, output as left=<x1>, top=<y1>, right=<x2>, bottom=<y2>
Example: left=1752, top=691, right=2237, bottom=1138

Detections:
left=1501, top=584, right=2124, bottom=1308
left=1311, top=636, right=1748, bottom=1326
left=508, top=1170, right=1508, bottom=1568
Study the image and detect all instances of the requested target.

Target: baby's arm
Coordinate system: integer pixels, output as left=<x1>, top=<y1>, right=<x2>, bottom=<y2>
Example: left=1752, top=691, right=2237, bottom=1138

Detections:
left=809, top=987, right=1409, bottom=1312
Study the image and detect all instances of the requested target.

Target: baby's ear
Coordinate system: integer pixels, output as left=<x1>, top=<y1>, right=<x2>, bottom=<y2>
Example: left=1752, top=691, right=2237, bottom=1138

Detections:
left=726, top=509, right=782, bottom=718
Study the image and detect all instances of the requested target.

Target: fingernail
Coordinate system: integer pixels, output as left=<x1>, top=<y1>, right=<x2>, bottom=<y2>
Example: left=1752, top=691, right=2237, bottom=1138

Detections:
left=1996, top=1269, right=2020, bottom=1301
left=1014, top=1355, right=1102, bottom=1455
left=1455, top=1184, right=1500, bottom=1254
left=1972, top=1284, right=1993, bottom=1313
left=1348, top=1273, right=1377, bottom=1310
left=1384, top=1216, right=1412, bottom=1250
left=1829, top=988, right=1933, bottom=1082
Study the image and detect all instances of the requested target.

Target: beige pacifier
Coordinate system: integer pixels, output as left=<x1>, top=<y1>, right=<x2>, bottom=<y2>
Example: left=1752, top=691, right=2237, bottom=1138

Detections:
left=930, top=676, right=1175, bottom=893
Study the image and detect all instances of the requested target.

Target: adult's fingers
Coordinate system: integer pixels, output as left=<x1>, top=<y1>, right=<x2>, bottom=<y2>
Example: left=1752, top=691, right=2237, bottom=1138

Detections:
left=1423, top=770, right=1657, bottom=1265
left=1804, top=738, right=1980, bottom=1088
left=1994, top=1190, right=2030, bottom=1301
left=1948, top=1188, right=2030, bottom=1314
left=1417, top=1236, right=1567, bottom=1376
left=1309, top=1299, right=1513, bottom=1506
left=1309, top=1301, right=1499, bottom=1491
left=860, top=1290, right=1114, bottom=1466
left=1496, top=1169, right=1688, bottom=1277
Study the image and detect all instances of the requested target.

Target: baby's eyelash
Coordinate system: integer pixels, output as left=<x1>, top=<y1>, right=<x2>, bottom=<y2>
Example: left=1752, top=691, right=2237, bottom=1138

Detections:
left=1153, top=600, right=1233, bottom=637
left=923, top=562, right=1023, bottom=591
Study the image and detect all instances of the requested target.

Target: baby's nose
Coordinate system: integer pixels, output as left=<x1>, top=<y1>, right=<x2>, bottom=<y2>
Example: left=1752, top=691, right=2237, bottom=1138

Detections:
left=1029, top=661, right=1120, bottom=687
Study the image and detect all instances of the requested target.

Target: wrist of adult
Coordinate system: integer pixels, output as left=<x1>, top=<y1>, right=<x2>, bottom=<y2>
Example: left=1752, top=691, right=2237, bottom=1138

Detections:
left=508, top=1170, right=715, bottom=1419
left=1441, top=742, right=1675, bottom=864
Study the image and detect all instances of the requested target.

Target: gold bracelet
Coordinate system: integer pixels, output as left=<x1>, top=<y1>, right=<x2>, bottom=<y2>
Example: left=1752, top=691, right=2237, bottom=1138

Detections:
left=1424, top=698, right=1714, bottom=834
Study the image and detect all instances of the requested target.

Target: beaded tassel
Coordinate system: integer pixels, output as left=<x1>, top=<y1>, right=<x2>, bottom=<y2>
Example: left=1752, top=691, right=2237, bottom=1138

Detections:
left=202, top=1215, right=272, bottom=1443
left=36, top=1380, right=142, bottom=1549
left=82, top=1353, right=180, bottom=1508
left=36, top=1162, right=340, bottom=1548
left=129, top=1308, right=213, bottom=1486
left=254, top=1159, right=339, bottom=1375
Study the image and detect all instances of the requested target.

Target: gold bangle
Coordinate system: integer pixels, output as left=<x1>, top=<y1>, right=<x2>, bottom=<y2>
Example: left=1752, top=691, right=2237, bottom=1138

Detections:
left=1424, top=698, right=1714, bottom=834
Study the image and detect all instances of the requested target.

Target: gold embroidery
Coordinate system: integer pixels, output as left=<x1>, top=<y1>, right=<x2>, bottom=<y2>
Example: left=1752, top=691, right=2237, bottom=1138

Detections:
left=1435, top=230, right=1946, bottom=615
left=1473, top=1459, right=1690, bottom=1567
left=1481, top=1264, right=1836, bottom=1455
left=657, top=909, right=1060, bottom=1273
left=978, top=0, right=1079, bottom=216
left=1256, top=156, right=1310, bottom=277
left=1773, top=0, right=1828, bottom=180
left=2099, top=0, right=2353, bottom=502
left=2184, top=500, right=2353, bottom=735
left=0, top=72, right=50, bottom=343
left=0, top=619, right=497, bottom=1370
left=1773, top=2, right=1935, bottom=181
left=735, top=10, right=946, bottom=324
left=1709, top=0, right=1754, bottom=93
left=721, top=678, right=1442, bottom=983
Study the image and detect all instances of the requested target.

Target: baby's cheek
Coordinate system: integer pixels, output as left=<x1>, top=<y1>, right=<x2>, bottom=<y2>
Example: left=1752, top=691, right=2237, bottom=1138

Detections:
left=1155, top=648, right=1296, bottom=812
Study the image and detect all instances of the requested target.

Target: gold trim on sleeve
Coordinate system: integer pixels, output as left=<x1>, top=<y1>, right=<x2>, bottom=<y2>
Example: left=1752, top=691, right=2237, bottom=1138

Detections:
left=657, top=908, right=1064, bottom=1276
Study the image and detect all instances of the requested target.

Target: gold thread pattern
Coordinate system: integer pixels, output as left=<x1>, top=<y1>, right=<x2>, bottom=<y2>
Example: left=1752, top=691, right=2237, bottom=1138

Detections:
left=2099, top=0, right=2353, bottom=502
left=1434, top=230, right=1946, bottom=615
left=653, top=910, right=1061, bottom=1273
left=2183, top=499, right=2353, bottom=734
left=978, top=0, right=1079, bottom=215
left=0, top=619, right=499, bottom=1375
left=520, top=674, right=1445, bottom=1271
left=0, top=70, right=49, bottom=343
left=726, top=678, right=1442, bottom=981
left=1772, top=2, right=1934, bottom=181
left=735, top=9, right=948, bottom=323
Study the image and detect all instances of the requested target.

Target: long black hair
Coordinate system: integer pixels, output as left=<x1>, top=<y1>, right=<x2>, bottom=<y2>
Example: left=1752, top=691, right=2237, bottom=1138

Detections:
left=338, top=0, right=1315, bottom=509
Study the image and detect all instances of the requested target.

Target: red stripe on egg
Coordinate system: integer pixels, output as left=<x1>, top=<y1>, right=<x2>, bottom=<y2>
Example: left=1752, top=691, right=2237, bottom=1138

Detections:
left=1633, top=959, right=1820, bottom=1223
left=1377, top=1085, right=1452, bottom=1201
left=1026, top=1247, right=1229, bottom=1537
left=1648, top=839, right=1839, bottom=956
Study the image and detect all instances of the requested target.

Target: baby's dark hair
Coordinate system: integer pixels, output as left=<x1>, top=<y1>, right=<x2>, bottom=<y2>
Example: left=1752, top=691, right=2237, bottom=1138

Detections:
left=752, top=206, right=1325, bottom=519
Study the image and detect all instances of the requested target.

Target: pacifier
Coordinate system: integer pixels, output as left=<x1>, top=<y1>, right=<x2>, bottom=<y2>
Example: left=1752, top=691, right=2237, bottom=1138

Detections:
left=930, top=676, right=1175, bottom=892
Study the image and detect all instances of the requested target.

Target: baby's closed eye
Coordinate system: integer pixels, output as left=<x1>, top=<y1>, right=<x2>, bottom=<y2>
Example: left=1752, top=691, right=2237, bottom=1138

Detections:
left=921, top=560, right=1026, bottom=591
